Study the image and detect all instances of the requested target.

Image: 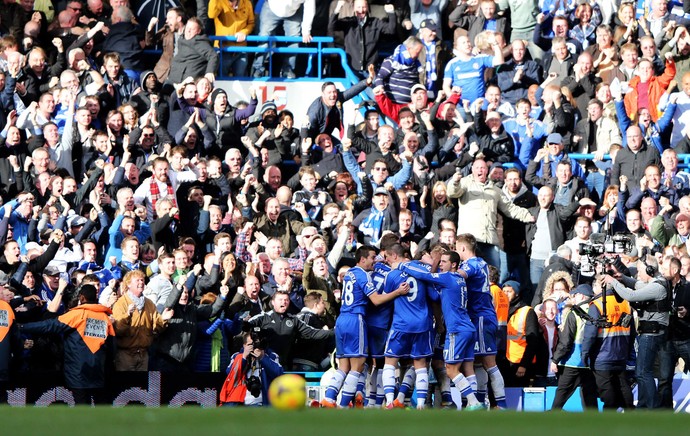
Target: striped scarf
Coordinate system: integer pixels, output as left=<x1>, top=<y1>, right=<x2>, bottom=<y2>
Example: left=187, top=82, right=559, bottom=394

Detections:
left=423, top=40, right=437, bottom=91
left=149, top=178, right=176, bottom=219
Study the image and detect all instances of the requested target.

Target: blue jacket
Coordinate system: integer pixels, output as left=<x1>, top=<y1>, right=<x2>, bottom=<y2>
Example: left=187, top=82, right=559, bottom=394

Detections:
left=615, top=99, right=675, bottom=153
left=0, top=199, right=30, bottom=254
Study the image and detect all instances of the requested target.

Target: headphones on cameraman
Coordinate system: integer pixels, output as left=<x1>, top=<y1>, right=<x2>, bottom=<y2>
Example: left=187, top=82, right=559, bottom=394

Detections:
left=640, top=247, right=657, bottom=277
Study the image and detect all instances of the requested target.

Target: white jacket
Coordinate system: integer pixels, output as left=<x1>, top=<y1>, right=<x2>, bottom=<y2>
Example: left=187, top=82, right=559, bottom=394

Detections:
left=446, top=176, right=533, bottom=245
left=266, top=0, right=315, bottom=35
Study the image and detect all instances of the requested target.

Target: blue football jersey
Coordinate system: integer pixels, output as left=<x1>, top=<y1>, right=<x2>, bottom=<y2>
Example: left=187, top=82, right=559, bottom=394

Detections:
left=443, top=54, right=494, bottom=103
left=341, top=266, right=375, bottom=316
left=461, top=257, right=498, bottom=324
left=384, top=267, right=437, bottom=334
left=399, top=262, right=474, bottom=334
left=366, top=262, right=393, bottom=329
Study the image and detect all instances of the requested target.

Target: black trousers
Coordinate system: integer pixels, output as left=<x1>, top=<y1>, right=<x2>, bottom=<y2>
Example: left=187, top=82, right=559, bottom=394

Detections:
left=592, top=369, right=634, bottom=410
left=551, top=366, right=598, bottom=410
left=72, top=387, right=106, bottom=405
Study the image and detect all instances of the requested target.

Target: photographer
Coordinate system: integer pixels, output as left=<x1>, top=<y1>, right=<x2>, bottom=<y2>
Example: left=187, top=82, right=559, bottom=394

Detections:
left=219, top=328, right=283, bottom=406
left=601, top=252, right=670, bottom=409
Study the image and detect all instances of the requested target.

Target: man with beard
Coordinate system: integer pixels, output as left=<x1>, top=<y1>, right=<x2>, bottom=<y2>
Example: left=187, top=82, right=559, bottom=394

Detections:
left=206, top=87, right=258, bottom=154
left=133, top=157, right=193, bottom=222
left=246, top=100, right=283, bottom=163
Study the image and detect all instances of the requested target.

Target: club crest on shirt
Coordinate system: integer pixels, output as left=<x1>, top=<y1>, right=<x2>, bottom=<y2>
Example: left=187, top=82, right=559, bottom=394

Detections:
left=473, top=62, right=479, bottom=70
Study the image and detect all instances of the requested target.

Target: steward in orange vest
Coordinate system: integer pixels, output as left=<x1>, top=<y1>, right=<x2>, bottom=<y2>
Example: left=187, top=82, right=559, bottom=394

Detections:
left=502, top=280, right=539, bottom=387
left=0, top=292, right=20, bottom=403
left=19, top=285, right=115, bottom=404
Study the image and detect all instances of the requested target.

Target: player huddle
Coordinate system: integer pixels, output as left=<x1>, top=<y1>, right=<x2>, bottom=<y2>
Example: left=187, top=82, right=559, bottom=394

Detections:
left=321, top=234, right=506, bottom=410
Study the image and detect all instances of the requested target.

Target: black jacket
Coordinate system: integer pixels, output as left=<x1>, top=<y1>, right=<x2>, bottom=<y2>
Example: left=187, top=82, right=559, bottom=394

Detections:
left=501, top=186, right=537, bottom=254
left=246, top=310, right=334, bottom=371
left=167, top=34, right=219, bottom=84
left=330, top=11, right=397, bottom=71
left=610, top=143, right=661, bottom=188
left=526, top=201, right=580, bottom=256
left=472, top=115, right=515, bottom=163
left=156, top=284, right=227, bottom=363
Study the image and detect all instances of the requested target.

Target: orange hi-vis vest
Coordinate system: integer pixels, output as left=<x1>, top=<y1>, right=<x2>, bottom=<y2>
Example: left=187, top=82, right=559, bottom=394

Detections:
left=0, top=300, right=15, bottom=342
left=507, top=306, right=536, bottom=364
left=58, top=304, right=115, bottom=353
left=491, top=283, right=509, bottom=327
left=592, top=295, right=632, bottom=339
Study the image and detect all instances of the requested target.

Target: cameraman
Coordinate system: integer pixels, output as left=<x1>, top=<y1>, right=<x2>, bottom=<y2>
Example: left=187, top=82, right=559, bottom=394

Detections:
left=601, top=252, right=670, bottom=409
left=219, top=330, right=283, bottom=406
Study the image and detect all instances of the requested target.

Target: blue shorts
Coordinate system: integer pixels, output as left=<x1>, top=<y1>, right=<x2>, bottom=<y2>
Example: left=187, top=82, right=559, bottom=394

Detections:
left=336, top=313, right=368, bottom=358
left=385, top=329, right=433, bottom=359
left=473, top=317, right=498, bottom=356
left=367, top=325, right=388, bottom=358
left=443, top=331, right=477, bottom=364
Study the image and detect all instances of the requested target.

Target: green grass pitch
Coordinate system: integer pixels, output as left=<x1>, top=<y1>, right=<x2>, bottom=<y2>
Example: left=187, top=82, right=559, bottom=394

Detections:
left=2, top=407, right=689, bottom=436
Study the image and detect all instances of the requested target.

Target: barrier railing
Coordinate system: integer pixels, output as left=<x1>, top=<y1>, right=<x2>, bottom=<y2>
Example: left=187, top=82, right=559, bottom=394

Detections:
left=209, top=36, right=352, bottom=82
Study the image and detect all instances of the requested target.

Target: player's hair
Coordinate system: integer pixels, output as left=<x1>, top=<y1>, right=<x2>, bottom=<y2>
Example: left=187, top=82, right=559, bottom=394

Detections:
left=443, top=250, right=461, bottom=268
left=379, top=233, right=401, bottom=252
left=386, top=243, right=406, bottom=259
left=456, top=233, right=478, bottom=254
left=355, top=245, right=377, bottom=263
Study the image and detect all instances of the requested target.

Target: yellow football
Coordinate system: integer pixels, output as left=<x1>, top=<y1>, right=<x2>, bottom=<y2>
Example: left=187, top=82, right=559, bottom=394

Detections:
left=269, top=374, right=307, bottom=410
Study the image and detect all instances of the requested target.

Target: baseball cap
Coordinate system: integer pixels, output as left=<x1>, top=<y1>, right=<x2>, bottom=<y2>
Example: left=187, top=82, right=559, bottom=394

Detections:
left=374, top=187, right=388, bottom=196
left=68, top=215, right=88, bottom=228
left=570, top=284, right=594, bottom=297
left=43, top=264, right=61, bottom=276
left=676, top=213, right=690, bottom=222
left=410, top=84, right=427, bottom=97
left=547, top=133, right=563, bottom=144
left=420, top=19, right=438, bottom=33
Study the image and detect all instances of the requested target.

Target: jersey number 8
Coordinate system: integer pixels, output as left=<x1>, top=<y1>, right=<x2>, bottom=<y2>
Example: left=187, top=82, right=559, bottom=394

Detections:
left=342, top=281, right=354, bottom=306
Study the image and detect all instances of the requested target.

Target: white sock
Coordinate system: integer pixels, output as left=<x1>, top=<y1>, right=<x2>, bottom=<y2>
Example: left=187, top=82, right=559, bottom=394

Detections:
left=488, top=365, right=506, bottom=405
left=324, top=369, right=346, bottom=403
left=339, top=370, right=361, bottom=408
left=474, top=365, right=488, bottom=403
left=376, top=369, right=385, bottom=406
left=415, top=367, right=429, bottom=409
left=452, top=373, right=478, bottom=406
left=382, top=364, right=397, bottom=404
left=367, top=367, right=377, bottom=406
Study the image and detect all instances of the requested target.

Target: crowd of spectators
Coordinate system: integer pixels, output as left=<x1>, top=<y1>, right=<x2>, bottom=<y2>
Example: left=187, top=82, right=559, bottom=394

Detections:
left=2, top=0, right=690, bottom=409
